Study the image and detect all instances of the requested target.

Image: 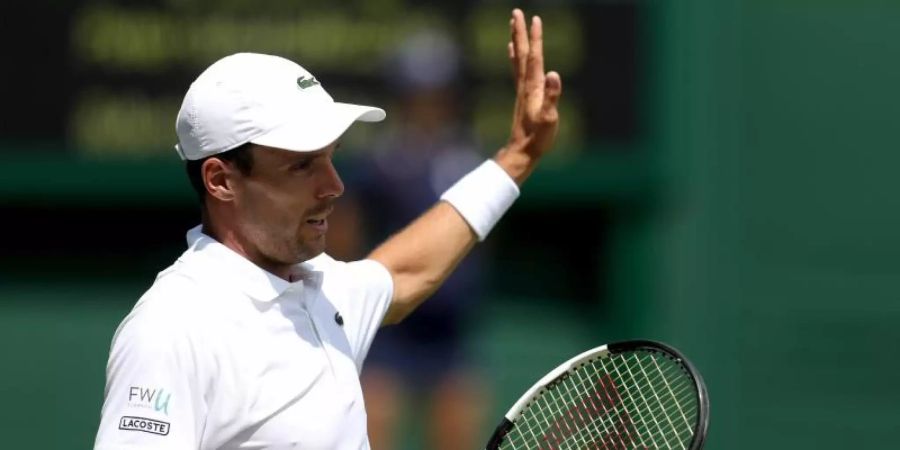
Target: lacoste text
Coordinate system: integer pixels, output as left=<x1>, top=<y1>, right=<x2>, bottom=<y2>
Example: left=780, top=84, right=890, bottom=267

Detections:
left=119, top=416, right=170, bottom=436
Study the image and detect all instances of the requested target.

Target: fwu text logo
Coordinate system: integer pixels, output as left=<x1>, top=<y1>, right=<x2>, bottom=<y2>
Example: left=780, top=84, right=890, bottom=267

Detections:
left=129, top=386, right=171, bottom=415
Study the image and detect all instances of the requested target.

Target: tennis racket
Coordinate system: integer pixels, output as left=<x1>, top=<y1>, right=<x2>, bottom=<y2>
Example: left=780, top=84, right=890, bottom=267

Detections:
left=484, top=340, right=709, bottom=450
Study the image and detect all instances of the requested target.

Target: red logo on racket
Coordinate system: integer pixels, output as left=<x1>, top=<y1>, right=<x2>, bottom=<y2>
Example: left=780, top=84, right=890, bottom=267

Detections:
left=538, top=374, right=644, bottom=450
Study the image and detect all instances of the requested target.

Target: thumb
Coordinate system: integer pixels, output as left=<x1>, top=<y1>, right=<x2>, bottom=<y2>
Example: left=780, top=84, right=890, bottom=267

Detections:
left=543, top=71, right=562, bottom=111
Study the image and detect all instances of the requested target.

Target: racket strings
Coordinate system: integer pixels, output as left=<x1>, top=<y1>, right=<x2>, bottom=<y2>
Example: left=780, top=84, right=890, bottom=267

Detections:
left=499, top=350, right=698, bottom=450
left=533, top=368, right=626, bottom=450
left=606, top=353, right=697, bottom=449
left=650, top=355, right=693, bottom=434
left=617, top=354, right=687, bottom=449
left=564, top=365, right=634, bottom=449
left=602, top=356, right=660, bottom=448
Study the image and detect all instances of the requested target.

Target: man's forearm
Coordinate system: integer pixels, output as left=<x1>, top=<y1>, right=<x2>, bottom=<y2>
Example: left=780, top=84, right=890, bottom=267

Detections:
left=370, top=158, right=523, bottom=325
left=368, top=201, right=477, bottom=325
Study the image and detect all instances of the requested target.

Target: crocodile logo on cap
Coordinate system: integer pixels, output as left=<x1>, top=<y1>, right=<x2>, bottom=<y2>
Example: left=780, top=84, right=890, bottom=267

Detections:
left=297, top=76, right=320, bottom=89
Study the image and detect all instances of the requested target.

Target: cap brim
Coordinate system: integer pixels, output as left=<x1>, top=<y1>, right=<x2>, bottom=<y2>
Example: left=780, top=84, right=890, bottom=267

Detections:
left=250, top=102, right=385, bottom=152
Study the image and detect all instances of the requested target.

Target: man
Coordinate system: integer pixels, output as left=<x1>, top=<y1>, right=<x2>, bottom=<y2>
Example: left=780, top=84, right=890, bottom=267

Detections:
left=94, top=9, right=561, bottom=449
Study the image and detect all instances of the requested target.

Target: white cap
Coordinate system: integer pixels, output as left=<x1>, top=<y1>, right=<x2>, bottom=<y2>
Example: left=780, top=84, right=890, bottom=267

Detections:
left=175, top=53, right=386, bottom=160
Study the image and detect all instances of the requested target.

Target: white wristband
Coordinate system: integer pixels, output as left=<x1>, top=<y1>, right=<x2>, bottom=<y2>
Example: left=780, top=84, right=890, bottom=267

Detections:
left=440, top=159, right=520, bottom=241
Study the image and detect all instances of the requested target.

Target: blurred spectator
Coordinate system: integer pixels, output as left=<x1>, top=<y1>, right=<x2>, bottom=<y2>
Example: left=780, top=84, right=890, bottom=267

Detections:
left=328, top=30, right=490, bottom=450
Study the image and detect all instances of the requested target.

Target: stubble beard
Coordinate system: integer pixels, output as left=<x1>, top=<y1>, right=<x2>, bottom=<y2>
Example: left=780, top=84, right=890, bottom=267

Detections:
left=257, top=227, right=326, bottom=267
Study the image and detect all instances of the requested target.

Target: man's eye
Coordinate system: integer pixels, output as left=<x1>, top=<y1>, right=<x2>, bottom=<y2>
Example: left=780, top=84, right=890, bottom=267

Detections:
left=292, top=159, right=314, bottom=170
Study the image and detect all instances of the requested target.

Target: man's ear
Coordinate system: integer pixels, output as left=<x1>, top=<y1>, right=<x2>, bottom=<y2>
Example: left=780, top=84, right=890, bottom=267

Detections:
left=202, top=157, right=237, bottom=202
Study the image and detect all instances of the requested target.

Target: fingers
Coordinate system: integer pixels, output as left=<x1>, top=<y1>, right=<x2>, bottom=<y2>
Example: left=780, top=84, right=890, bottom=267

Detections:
left=525, top=15, right=545, bottom=102
left=527, top=16, right=544, bottom=82
left=511, top=9, right=529, bottom=83
left=508, top=41, right=516, bottom=79
left=543, top=71, right=563, bottom=113
left=509, top=9, right=561, bottom=123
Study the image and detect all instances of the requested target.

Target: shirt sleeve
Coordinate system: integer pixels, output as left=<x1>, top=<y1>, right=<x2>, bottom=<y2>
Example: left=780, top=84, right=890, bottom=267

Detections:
left=327, top=258, right=394, bottom=370
left=94, top=303, right=207, bottom=450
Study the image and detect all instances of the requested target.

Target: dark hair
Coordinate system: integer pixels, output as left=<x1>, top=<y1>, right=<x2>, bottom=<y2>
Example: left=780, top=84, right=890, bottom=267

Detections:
left=185, top=143, right=255, bottom=204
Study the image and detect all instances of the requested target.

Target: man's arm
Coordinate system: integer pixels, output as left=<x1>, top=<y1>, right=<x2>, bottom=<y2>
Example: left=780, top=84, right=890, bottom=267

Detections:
left=371, top=8, right=562, bottom=325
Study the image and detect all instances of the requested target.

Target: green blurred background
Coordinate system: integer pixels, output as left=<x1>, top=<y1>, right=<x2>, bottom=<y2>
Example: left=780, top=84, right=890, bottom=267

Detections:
left=1, top=0, right=898, bottom=448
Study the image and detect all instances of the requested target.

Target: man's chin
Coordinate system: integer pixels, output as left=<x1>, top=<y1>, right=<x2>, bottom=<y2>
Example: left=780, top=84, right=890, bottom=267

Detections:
left=294, top=239, right=327, bottom=263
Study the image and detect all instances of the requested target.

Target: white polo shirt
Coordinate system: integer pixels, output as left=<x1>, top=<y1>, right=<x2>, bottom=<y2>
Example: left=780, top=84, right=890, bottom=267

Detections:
left=94, top=226, right=394, bottom=449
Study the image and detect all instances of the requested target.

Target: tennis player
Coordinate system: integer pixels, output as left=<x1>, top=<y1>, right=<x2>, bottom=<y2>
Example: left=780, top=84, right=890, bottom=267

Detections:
left=94, top=8, right=560, bottom=449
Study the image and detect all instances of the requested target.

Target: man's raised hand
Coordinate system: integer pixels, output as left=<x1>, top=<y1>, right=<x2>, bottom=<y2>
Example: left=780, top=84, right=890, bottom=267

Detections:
left=496, top=8, right=563, bottom=185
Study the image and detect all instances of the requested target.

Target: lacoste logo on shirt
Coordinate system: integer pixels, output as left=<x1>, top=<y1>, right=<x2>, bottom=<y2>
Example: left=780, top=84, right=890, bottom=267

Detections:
left=334, top=311, right=344, bottom=326
left=119, top=416, right=170, bottom=436
left=297, top=76, right=320, bottom=89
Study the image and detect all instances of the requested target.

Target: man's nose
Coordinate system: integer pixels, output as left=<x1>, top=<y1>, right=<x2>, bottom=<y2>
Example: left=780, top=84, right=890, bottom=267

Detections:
left=317, top=161, right=344, bottom=199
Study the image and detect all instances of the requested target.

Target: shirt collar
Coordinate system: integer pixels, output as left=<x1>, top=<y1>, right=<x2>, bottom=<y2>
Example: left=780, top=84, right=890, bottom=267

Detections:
left=181, top=225, right=323, bottom=302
